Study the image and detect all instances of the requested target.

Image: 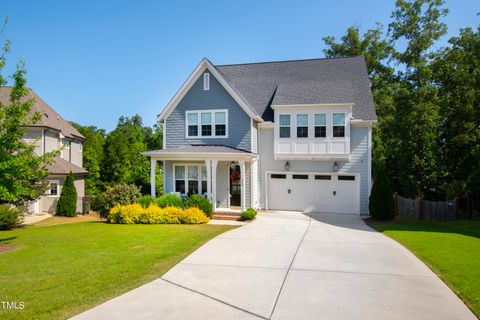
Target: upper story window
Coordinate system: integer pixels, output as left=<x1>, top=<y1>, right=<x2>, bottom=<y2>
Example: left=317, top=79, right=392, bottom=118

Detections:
left=203, top=73, right=210, bottom=90
left=279, top=115, right=291, bottom=138
left=186, top=110, right=228, bottom=138
left=79, top=143, right=83, bottom=152
left=62, top=138, right=70, bottom=149
left=296, top=114, right=308, bottom=138
left=314, top=114, right=326, bottom=138
left=333, top=113, right=346, bottom=137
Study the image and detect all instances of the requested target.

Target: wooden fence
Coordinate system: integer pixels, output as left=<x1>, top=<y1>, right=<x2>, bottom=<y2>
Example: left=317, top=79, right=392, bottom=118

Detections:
left=395, top=193, right=456, bottom=222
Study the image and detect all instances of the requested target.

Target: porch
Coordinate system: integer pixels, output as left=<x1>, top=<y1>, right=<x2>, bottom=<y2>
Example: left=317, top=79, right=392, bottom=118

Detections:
left=143, top=145, right=258, bottom=212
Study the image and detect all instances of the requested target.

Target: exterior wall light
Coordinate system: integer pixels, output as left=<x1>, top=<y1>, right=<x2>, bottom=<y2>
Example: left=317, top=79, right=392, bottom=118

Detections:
left=333, top=161, right=339, bottom=172
left=284, top=161, right=290, bottom=171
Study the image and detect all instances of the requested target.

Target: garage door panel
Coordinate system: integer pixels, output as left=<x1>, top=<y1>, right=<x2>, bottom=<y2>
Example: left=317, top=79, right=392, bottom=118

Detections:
left=268, top=173, right=359, bottom=214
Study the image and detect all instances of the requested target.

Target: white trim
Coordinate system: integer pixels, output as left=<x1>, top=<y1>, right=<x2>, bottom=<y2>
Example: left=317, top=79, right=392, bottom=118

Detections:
left=239, top=160, right=246, bottom=211
left=162, top=121, right=166, bottom=149
left=265, top=170, right=361, bottom=214
left=158, top=58, right=262, bottom=122
left=150, top=158, right=156, bottom=197
left=185, top=109, right=229, bottom=139
left=351, top=119, right=377, bottom=127
left=46, top=180, right=61, bottom=197
left=367, top=125, right=372, bottom=200
left=143, top=153, right=257, bottom=162
left=258, top=121, right=274, bottom=129
left=203, top=73, right=210, bottom=90
left=272, top=103, right=355, bottom=109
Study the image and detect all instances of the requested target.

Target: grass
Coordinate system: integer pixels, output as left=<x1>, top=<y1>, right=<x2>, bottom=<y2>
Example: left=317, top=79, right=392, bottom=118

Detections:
left=368, top=216, right=480, bottom=317
left=0, top=220, right=235, bottom=320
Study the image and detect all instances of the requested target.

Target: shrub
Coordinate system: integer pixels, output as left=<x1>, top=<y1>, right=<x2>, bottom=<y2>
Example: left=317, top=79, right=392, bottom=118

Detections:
left=241, top=208, right=257, bottom=220
left=97, top=184, right=141, bottom=218
left=138, top=195, right=155, bottom=208
left=369, top=169, right=395, bottom=220
left=185, top=194, right=213, bottom=217
left=106, top=204, right=209, bottom=224
left=56, top=172, right=77, bottom=217
left=155, top=193, right=183, bottom=209
left=0, top=205, right=22, bottom=230
left=178, top=207, right=209, bottom=224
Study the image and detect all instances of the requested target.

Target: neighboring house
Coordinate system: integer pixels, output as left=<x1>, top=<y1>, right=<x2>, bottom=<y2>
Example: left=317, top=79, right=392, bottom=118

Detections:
left=0, top=87, right=87, bottom=214
left=144, top=56, right=376, bottom=215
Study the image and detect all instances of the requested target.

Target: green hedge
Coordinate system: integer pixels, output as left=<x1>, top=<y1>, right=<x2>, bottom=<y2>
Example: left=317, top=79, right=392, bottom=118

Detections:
left=369, top=169, right=395, bottom=220
left=241, top=208, right=257, bottom=220
left=185, top=194, right=213, bottom=217
left=107, top=204, right=209, bottom=224
left=0, top=205, right=22, bottom=230
left=56, top=172, right=77, bottom=217
left=155, top=193, right=184, bottom=209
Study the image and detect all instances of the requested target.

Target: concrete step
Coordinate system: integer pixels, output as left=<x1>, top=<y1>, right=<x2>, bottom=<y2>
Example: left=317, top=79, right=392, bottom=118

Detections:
left=212, top=213, right=241, bottom=221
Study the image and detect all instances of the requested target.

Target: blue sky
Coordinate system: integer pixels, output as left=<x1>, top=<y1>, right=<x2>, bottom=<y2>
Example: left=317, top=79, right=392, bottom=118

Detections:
left=2, top=0, right=479, bottom=131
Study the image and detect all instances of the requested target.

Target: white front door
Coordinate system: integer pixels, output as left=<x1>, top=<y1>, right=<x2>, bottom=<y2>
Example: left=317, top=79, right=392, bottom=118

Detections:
left=267, top=173, right=360, bottom=214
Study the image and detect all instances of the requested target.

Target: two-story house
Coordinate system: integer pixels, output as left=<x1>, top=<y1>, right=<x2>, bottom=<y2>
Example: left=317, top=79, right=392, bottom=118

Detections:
left=144, top=56, right=376, bottom=215
left=0, top=87, right=87, bottom=214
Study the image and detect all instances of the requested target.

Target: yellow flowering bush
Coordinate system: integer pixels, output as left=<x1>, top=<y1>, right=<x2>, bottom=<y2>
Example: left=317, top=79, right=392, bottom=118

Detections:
left=107, top=203, right=209, bottom=224
left=178, top=207, right=210, bottom=224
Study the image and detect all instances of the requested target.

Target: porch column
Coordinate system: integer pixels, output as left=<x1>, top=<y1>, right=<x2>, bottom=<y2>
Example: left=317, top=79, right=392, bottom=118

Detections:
left=205, top=160, right=212, bottom=201
left=211, top=160, right=218, bottom=211
left=239, top=160, right=246, bottom=212
left=150, top=158, right=157, bottom=197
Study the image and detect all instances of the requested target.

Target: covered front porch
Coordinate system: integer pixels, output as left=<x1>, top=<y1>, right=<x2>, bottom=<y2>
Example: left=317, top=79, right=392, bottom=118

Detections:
left=143, top=146, right=258, bottom=212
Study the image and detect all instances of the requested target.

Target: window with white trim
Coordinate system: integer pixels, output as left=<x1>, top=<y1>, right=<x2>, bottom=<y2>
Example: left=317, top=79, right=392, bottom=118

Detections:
left=50, top=182, right=58, bottom=196
left=203, top=73, right=210, bottom=90
left=333, top=113, right=346, bottom=137
left=174, top=165, right=208, bottom=195
left=296, top=114, right=308, bottom=138
left=79, top=143, right=83, bottom=152
left=314, top=114, right=326, bottom=138
left=186, top=110, right=228, bottom=138
left=279, top=115, right=291, bottom=138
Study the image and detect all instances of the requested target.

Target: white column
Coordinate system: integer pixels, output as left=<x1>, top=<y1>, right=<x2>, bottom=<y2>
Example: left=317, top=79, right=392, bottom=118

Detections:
left=211, top=160, right=218, bottom=211
left=205, top=160, right=212, bottom=201
left=150, top=158, right=156, bottom=197
left=239, top=160, right=246, bottom=212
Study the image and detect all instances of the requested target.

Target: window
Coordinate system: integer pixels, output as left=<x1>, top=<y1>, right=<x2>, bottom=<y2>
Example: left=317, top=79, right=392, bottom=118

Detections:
left=186, top=110, right=228, bottom=138
left=203, top=73, right=210, bottom=90
left=279, top=115, right=291, bottom=138
left=62, top=139, right=70, bottom=149
left=314, top=114, right=326, bottom=138
left=187, top=113, right=199, bottom=136
left=292, top=174, right=309, bottom=180
left=315, top=175, right=331, bottom=180
left=201, top=166, right=208, bottom=195
left=333, top=113, right=345, bottom=137
left=201, top=112, right=212, bottom=136
left=271, top=174, right=287, bottom=179
left=296, top=114, right=308, bottom=138
left=175, top=166, right=186, bottom=194
left=174, top=165, right=208, bottom=195
left=338, top=175, right=355, bottom=181
left=79, top=143, right=83, bottom=152
left=188, top=165, right=199, bottom=194
left=49, top=182, right=58, bottom=196
left=214, top=111, right=226, bottom=136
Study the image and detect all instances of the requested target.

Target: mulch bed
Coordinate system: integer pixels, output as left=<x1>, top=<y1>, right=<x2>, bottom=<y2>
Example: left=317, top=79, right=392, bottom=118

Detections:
left=0, top=244, right=16, bottom=253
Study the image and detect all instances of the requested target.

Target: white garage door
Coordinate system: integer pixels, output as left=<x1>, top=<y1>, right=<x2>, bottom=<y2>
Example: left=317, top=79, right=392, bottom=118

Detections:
left=267, top=172, right=360, bottom=214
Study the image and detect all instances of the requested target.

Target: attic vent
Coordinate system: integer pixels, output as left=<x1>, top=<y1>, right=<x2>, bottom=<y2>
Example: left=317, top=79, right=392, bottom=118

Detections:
left=57, top=114, right=60, bottom=120
left=203, top=73, right=210, bottom=91
left=44, top=113, right=49, bottom=118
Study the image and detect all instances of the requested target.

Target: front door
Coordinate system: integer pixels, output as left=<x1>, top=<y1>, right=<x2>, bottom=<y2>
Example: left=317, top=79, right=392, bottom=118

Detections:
left=229, top=165, right=241, bottom=207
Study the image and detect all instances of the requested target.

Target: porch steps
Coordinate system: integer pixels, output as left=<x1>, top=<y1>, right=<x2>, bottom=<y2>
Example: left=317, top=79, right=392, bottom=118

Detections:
left=212, top=211, right=242, bottom=221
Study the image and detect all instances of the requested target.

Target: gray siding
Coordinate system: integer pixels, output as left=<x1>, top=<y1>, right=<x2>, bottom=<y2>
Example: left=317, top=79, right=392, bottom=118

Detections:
left=71, top=140, right=83, bottom=167
left=258, top=126, right=369, bottom=214
left=44, top=130, right=59, bottom=153
left=23, top=129, right=43, bottom=155
left=165, top=70, right=252, bottom=151
left=40, top=175, right=85, bottom=213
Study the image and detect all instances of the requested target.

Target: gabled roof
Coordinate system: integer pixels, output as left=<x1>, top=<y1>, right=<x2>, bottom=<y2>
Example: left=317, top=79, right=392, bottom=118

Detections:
left=0, top=87, right=84, bottom=140
left=216, top=56, right=376, bottom=121
left=46, top=156, right=88, bottom=175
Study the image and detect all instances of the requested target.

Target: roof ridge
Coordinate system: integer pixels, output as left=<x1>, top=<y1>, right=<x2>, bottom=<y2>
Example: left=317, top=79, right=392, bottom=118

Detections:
left=215, top=55, right=363, bottom=67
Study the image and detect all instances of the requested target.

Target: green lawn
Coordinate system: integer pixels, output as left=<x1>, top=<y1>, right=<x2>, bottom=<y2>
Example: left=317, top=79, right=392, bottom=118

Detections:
left=0, top=220, right=235, bottom=320
left=369, top=216, right=480, bottom=317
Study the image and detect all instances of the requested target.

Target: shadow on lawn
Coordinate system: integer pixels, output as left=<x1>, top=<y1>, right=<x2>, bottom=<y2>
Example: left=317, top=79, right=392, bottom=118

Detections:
left=0, top=236, right=17, bottom=243
left=366, top=215, right=480, bottom=240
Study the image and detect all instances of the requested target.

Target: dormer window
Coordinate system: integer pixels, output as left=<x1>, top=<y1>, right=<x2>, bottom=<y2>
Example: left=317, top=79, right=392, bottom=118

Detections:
left=314, top=114, right=326, bottom=138
left=62, top=138, right=70, bottom=149
left=333, top=113, right=345, bottom=137
left=279, top=115, right=291, bottom=138
left=203, top=73, right=210, bottom=90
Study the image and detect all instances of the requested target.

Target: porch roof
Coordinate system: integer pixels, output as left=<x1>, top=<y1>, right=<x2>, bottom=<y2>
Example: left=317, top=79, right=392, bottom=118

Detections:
left=142, top=145, right=257, bottom=161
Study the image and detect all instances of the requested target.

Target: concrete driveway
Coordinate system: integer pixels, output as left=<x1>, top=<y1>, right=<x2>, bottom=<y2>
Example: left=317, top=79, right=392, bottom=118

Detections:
left=72, top=211, right=476, bottom=320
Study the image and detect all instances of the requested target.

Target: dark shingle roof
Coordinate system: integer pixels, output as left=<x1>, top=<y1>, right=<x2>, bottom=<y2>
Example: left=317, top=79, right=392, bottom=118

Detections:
left=143, top=145, right=254, bottom=156
left=46, top=156, right=88, bottom=175
left=0, top=87, right=84, bottom=139
left=215, top=56, right=376, bottom=121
